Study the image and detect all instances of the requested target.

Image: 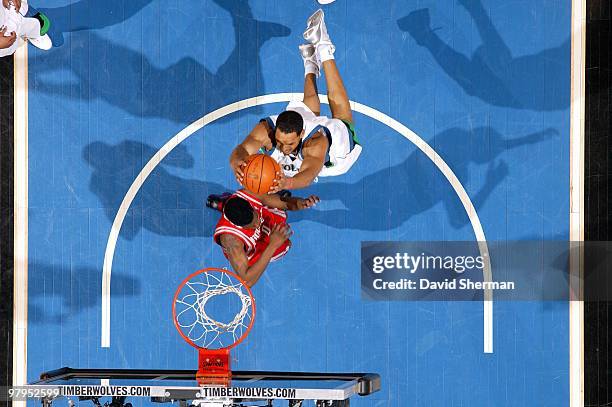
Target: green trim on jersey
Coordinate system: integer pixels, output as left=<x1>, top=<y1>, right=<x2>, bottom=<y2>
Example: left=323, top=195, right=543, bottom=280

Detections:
left=341, top=119, right=360, bottom=145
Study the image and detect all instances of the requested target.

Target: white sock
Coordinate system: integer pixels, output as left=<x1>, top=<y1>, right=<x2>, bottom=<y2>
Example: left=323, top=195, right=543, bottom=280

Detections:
left=317, top=44, right=335, bottom=62
left=304, top=61, right=319, bottom=77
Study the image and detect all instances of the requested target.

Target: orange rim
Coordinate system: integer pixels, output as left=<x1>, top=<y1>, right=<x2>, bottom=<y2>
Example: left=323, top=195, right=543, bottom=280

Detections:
left=172, top=267, right=256, bottom=351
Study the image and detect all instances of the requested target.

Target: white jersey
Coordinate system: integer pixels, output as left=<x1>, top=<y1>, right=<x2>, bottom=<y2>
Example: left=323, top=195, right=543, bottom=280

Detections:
left=0, top=1, right=42, bottom=57
left=263, top=101, right=362, bottom=178
left=0, top=1, right=27, bottom=32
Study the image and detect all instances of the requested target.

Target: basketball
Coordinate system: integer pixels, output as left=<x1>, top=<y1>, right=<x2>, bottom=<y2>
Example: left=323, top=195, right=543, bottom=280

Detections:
left=241, top=154, right=281, bottom=194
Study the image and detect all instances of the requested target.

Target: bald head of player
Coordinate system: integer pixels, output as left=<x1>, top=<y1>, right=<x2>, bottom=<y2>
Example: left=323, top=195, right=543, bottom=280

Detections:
left=274, top=111, right=305, bottom=155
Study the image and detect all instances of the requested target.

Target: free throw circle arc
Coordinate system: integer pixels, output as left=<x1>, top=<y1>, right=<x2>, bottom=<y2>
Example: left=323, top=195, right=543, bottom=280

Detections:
left=101, top=93, right=493, bottom=354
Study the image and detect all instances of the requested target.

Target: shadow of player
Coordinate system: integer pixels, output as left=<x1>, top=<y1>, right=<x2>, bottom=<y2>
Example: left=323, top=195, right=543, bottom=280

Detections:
left=28, top=261, right=140, bottom=323
left=397, top=0, right=569, bottom=111
left=83, top=140, right=227, bottom=240
left=292, top=127, right=557, bottom=230
left=39, top=0, right=155, bottom=47
left=31, top=0, right=290, bottom=124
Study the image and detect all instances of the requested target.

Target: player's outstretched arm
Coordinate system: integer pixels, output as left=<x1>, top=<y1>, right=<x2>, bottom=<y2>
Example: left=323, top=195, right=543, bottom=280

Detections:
left=220, top=225, right=291, bottom=287
left=258, top=192, right=320, bottom=211
left=230, top=121, right=272, bottom=183
left=283, top=195, right=320, bottom=211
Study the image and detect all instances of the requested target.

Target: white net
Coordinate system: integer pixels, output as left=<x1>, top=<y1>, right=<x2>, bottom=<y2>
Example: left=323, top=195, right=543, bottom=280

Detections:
left=174, top=270, right=254, bottom=349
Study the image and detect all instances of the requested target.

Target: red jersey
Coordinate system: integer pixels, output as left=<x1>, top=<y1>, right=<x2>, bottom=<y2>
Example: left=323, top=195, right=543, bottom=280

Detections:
left=214, top=190, right=291, bottom=266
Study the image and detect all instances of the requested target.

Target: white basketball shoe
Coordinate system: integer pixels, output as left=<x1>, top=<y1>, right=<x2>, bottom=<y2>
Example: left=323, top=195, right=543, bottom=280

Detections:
left=303, top=9, right=335, bottom=62
left=29, top=34, right=52, bottom=50
left=299, top=43, right=321, bottom=77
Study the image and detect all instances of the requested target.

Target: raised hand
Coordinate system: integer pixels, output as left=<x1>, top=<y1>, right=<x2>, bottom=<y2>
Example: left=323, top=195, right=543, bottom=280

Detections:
left=232, top=160, right=247, bottom=184
left=2, top=0, right=21, bottom=11
left=0, top=27, right=16, bottom=50
left=268, top=223, right=292, bottom=248
left=268, top=171, right=289, bottom=194
left=297, top=195, right=320, bottom=209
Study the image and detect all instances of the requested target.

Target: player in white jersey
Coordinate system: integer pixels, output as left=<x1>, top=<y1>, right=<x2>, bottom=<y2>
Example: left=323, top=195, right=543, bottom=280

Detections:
left=0, top=0, right=52, bottom=57
left=230, top=9, right=361, bottom=193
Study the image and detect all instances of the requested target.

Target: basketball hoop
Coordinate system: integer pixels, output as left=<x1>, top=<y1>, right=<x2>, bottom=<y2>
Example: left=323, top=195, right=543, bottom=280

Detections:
left=173, top=268, right=255, bottom=387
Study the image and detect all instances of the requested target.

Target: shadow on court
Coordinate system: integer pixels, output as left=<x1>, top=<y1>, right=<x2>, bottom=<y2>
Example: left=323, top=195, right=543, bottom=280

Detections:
left=83, top=140, right=227, bottom=240
left=40, top=0, right=155, bottom=47
left=292, top=126, right=557, bottom=230
left=31, top=0, right=290, bottom=124
left=84, top=127, right=555, bottom=236
left=28, top=261, right=140, bottom=324
left=397, top=0, right=570, bottom=111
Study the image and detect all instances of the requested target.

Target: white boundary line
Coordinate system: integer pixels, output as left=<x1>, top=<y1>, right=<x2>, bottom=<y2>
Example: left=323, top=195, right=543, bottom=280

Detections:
left=13, top=38, right=29, bottom=407
left=569, top=0, right=586, bottom=406
left=100, top=93, right=494, bottom=353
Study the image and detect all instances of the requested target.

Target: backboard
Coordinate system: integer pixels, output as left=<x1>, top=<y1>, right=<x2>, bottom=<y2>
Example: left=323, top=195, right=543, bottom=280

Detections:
left=27, top=367, right=381, bottom=406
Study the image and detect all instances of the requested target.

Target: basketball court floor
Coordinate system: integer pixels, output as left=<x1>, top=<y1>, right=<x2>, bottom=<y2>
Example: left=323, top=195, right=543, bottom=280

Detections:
left=5, top=0, right=587, bottom=405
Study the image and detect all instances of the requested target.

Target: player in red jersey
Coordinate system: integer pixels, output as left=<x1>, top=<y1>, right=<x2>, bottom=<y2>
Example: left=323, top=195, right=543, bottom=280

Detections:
left=207, top=189, right=319, bottom=287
